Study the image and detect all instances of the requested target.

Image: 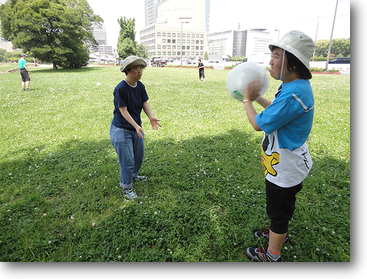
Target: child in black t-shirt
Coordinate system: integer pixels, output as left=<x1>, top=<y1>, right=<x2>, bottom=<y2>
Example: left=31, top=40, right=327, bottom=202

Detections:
left=110, top=56, right=161, bottom=200
left=198, top=59, right=205, bottom=81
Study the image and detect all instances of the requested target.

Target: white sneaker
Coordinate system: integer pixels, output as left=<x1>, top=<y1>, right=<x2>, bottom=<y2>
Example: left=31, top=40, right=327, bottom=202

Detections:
left=122, top=188, right=138, bottom=200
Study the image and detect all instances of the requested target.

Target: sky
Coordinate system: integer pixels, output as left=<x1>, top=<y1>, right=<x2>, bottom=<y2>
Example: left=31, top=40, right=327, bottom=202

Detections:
left=0, top=0, right=353, bottom=47
left=85, top=0, right=352, bottom=48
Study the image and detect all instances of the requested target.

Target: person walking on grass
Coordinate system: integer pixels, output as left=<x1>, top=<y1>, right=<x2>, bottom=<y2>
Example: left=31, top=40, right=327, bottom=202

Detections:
left=110, top=56, right=161, bottom=200
left=18, top=53, right=31, bottom=91
left=198, top=59, right=205, bottom=81
left=242, top=30, right=316, bottom=262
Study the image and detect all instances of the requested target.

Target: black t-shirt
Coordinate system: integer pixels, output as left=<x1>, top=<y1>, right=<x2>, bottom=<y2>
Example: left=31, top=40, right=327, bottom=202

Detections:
left=112, top=80, right=149, bottom=130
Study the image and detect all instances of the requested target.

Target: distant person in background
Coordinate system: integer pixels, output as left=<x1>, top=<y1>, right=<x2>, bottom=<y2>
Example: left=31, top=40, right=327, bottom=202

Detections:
left=18, top=53, right=31, bottom=91
left=198, top=59, right=205, bottom=81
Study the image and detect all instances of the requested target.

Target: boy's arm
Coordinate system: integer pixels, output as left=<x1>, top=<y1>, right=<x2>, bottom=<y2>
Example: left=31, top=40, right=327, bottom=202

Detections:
left=22, top=60, right=30, bottom=73
left=256, top=96, right=271, bottom=108
left=242, top=80, right=263, bottom=131
left=243, top=102, right=262, bottom=131
left=143, top=101, right=161, bottom=130
left=119, top=107, right=145, bottom=138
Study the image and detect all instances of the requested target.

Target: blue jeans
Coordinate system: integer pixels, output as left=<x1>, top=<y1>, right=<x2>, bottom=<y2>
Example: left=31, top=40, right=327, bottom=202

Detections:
left=110, top=123, right=145, bottom=189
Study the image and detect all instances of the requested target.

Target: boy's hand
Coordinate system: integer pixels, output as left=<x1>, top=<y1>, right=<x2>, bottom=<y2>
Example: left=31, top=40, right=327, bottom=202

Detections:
left=150, top=117, right=162, bottom=130
left=243, top=80, right=263, bottom=101
left=136, top=126, right=145, bottom=139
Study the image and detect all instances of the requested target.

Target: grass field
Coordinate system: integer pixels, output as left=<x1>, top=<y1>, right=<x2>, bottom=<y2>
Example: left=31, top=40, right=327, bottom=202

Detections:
left=0, top=66, right=350, bottom=262
left=0, top=63, right=20, bottom=72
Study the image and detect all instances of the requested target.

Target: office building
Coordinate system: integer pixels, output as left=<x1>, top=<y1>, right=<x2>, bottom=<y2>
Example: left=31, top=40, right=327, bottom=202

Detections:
left=145, top=0, right=169, bottom=26
left=140, top=0, right=210, bottom=61
left=92, top=22, right=114, bottom=55
left=208, top=29, right=274, bottom=64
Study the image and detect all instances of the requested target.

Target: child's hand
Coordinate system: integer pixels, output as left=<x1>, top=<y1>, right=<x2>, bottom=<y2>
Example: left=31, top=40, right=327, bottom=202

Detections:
left=150, top=117, right=162, bottom=130
left=136, top=126, right=145, bottom=139
left=243, top=80, right=263, bottom=101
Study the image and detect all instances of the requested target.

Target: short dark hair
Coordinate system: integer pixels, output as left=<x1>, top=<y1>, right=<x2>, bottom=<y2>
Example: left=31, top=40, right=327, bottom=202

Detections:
left=271, top=46, right=312, bottom=80
left=124, top=68, right=130, bottom=76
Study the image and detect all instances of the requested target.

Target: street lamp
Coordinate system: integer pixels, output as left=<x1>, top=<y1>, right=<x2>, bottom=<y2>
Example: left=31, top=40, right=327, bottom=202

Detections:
left=181, top=21, right=189, bottom=66
left=274, top=29, right=280, bottom=41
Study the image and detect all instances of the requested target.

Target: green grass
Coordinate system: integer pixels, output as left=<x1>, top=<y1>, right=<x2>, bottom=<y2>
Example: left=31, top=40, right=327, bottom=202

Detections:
left=0, top=66, right=350, bottom=262
left=0, top=63, right=19, bottom=72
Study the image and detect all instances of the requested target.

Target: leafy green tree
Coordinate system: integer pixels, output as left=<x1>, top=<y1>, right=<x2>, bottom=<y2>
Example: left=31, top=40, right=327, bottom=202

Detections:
left=0, top=0, right=102, bottom=69
left=118, top=37, right=136, bottom=59
left=204, top=51, right=208, bottom=60
left=117, top=17, right=136, bottom=59
left=315, top=38, right=350, bottom=58
left=0, top=48, right=7, bottom=62
left=136, top=43, right=148, bottom=59
left=117, top=17, right=136, bottom=42
left=117, top=16, right=148, bottom=59
left=330, top=38, right=350, bottom=57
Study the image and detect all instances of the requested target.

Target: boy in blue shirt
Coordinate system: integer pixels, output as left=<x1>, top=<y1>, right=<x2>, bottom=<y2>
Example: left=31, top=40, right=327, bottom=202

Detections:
left=110, top=56, right=161, bottom=200
left=242, top=31, right=316, bottom=262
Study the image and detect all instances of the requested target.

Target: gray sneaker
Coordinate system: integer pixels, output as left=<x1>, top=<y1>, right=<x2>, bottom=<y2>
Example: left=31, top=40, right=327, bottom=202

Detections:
left=122, top=188, right=138, bottom=200
left=255, top=227, right=289, bottom=244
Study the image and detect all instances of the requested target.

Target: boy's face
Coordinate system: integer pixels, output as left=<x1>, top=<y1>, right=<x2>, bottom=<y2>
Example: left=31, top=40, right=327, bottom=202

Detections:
left=269, top=48, right=286, bottom=80
left=127, top=65, right=143, bottom=80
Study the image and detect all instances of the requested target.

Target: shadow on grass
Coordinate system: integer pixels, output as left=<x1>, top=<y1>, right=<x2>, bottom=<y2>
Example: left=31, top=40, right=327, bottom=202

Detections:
left=0, top=129, right=350, bottom=262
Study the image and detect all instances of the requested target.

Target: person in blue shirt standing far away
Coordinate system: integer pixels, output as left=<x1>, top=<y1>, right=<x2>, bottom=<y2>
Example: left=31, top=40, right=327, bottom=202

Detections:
left=110, top=56, right=161, bottom=200
left=18, top=53, right=31, bottom=91
left=242, top=30, right=316, bottom=262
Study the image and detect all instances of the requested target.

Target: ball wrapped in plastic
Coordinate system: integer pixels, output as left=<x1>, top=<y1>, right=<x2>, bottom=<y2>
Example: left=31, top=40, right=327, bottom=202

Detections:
left=226, top=62, right=268, bottom=101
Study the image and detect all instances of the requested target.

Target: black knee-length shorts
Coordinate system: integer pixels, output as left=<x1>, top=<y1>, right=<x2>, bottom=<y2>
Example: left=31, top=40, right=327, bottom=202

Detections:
left=266, top=179, right=303, bottom=234
left=20, top=69, right=30, bottom=82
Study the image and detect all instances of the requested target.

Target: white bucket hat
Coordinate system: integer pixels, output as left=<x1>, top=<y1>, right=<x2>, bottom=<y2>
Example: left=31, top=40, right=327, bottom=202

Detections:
left=120, top=56, right=147, bottom=73
left=269, top=30, right=315, bottom=72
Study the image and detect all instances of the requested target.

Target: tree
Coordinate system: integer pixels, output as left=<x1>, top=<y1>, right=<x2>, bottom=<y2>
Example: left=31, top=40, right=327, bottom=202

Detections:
left=117, top=16, right=136, bottom=59
left=0, top=48, right=7, bottom=62
left=315, top=38, right=350, bottom=58
left=118, top=37, right=136, bottom=59
left=136, top=43, right=148, bottom=59
left=117, top=16, right=148, bottom=59
left=117, top=17, right=136, bottom=43
left=330, top=38, right=350, bottom=57
left=0, top=0, right=102, bottom=69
